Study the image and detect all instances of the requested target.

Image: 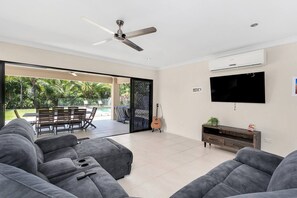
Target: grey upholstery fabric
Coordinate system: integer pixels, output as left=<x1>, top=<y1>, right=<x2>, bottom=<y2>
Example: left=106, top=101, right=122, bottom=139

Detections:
left=55, top=167, right=129, bottom=198
left=229, top=189, right=297, bottom=198
left=171, top=160, right=241, bottom=198
left=0, top=163, right=76, bottom=198
left=235, top=147, right=283, bottom=175
left=171, top=147, right=285, bottom=198
left=0, top=134, right=38, bottom=175
left=171, top=175, right=219, bottom=198
left=44, top=147, right=78, bottom=162
left=223, top=164, right=271, bottom=194
left=0, top=118, right=131, bottom=198
left=48, top=157, right=101, bottom=184
left=204, top=183, right=240, bottom=198
left=35, top=134, right=78, bottom=153
left=0, top=118, right=35, bottom=143
left=267, top=150, right=297, bottom=191
left=39, top=158, right=77, bottom=179
left=34, top=143, right=44, bottom=164
left=74, top=138, right=133, bottom=179
left=206, top=160, right=242, bottom=182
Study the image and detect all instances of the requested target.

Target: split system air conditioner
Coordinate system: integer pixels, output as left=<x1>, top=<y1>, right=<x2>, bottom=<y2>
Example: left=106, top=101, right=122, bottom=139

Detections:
left=209, top=49, right=266, bottom=71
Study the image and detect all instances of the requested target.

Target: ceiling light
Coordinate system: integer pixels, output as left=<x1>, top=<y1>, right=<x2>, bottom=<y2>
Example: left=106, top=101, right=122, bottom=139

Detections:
left=250, top=23, right=259, bottom=27
left=70, top=72, right=77, bottom=76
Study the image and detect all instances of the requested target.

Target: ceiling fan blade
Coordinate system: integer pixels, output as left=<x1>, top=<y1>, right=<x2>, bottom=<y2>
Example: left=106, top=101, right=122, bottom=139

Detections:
left=122, top=39, right=143, bottom=51
left=81, top=16, right=114, bottom=35
left=93, top=38, right=113, bottom=46
left=125, top=27, right=157, bottom=39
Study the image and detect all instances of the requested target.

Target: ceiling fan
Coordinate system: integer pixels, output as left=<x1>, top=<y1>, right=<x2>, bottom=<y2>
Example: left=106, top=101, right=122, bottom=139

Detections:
left=82, top=17, right=157, bottom=51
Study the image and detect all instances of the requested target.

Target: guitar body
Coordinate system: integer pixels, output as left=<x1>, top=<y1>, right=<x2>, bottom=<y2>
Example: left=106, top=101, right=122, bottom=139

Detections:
left=151, top=116, right=162, bottom=129
left=151, top=104, right=162, bottom=132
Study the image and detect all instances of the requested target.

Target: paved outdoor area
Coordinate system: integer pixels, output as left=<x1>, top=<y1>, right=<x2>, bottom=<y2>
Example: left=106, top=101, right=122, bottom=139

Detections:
left=35, top=118, right=129, bottom=140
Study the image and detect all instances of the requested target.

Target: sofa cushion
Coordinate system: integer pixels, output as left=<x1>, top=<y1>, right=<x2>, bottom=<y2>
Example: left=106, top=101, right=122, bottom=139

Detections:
left=0, top=118, right=35, bottom=143
left=234, top=147, right=283, bottom=175
left=35, top=134, right=78, bottom=154
left=54, top=166, right=128, bottom=198
left=229, top=188, right=297, bottom=198
left=44, top=147, right=78, bottom=162
left=34, top=143, right=44, bottom=164
left=0, top=163, right=76, bottom=198
left=223, top=164, right=271, bottom=194
left=46, top=157, right=101, bottom=184
left=39, top=158, right=77, bottom=179
left=206, top=160, right=242, bottom=182
left=267, top=150, right=297, bottom=191
left=0, top=134, right=37, bottom=175
left=74, top=138, right=133, bottom=179
left=204, top=183, right=240, bottom=198
left=171, top=160, right=242, bottom=198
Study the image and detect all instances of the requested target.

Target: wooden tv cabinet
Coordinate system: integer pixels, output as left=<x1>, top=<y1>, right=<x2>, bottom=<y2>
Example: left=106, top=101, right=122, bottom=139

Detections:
left=202, top=124, right=261, bottom=150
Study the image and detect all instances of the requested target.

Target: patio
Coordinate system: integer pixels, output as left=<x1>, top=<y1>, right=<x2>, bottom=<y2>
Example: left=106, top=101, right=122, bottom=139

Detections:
left=36, top=118, right=129, bottom=140
left=5, top=64, right=131, bottom=138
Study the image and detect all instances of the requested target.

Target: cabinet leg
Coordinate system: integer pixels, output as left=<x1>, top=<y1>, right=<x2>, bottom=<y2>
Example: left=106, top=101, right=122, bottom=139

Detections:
left=204, top=142, right=206, bottom=147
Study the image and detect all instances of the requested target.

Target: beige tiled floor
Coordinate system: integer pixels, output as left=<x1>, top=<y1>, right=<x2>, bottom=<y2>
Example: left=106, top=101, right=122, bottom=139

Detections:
left=107, top=131, right=236, bottom=198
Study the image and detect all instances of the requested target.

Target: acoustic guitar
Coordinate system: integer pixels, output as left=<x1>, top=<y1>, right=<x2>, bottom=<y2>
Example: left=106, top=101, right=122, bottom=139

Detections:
left=151, top=103, right=162, bottom=132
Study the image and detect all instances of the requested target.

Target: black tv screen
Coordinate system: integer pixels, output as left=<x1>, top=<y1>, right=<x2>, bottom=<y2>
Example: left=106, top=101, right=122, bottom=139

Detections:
left=210, top=72, right=265, bottom=103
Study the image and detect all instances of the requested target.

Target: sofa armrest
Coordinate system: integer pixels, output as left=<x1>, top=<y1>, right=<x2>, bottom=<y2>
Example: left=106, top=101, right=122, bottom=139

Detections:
left=234, top=147, right=283, bottom=175
left=35, top=134, right=78, bottom=154
left=38, top=158, right=77, bottom=179
left=229, top=188, right=297, bottom=198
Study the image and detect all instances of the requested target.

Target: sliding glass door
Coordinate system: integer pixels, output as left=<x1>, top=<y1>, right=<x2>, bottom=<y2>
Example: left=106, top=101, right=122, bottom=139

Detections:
left=0, top=62, right=5, bottom=128
left=130, top=78, right=153, bottom=132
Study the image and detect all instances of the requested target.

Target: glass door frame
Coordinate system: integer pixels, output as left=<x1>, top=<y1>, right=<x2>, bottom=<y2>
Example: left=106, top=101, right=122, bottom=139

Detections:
left=129, top=77, right=153, bottom=133
left=0, top=61, right=5, bottom=128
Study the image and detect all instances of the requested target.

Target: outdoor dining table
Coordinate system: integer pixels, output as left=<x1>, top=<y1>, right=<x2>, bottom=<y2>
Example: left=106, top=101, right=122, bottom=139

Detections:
left=23, top=110, right=92, bottom=117
left=23, top=109, right=93, bottom=135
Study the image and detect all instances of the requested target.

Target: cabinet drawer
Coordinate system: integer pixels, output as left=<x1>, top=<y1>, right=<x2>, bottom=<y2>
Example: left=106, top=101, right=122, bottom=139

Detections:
left=203, top=134, right=224, bottom=145
left=224, top=139, right=253, bottom=150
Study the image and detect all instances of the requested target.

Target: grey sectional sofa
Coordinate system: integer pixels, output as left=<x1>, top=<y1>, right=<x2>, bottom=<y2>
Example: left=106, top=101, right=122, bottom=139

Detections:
left=171, top=147, right=297, bottom=198
left=0, top=118, right=132, bottom=198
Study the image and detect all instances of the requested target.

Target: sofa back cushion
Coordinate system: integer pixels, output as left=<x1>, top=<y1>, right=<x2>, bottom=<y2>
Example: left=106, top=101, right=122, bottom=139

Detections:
left=0, top=163, right=76, bottom=198
left=34, top=143, right=44, bottom=164
left=0, top=134, right=38, bottom=175
left=267, top=150, right=297, bottom=191
left=0, top=118, right=35, bottom=143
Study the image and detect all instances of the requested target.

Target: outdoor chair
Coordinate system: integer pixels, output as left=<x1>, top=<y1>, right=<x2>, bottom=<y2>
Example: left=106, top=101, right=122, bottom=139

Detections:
left=36, top=109, right=55, bottom=137
left=70, top=108, right=86, bottom=132
left=115, top=106, right=129, bottom=123
left=68, top=106, right=78, bottom=110
left=68, top=106, right=78, bottom=115
left=53, top=106, right=64, bottom=112
left=54, top=109, right=70, bottom=134
left=14, top=109, right=36, bottom=126
left=14, top=109, right=21, bottom=118
left=83, top=107, right=97, bottom=129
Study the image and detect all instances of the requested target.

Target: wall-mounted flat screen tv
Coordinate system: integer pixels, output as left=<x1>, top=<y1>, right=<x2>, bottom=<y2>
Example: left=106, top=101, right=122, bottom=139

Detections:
left=210, top=72, right=265, bottom=103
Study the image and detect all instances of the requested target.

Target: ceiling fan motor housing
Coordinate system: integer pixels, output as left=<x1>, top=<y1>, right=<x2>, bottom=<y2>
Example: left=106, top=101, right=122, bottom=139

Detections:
left=115, top=20, right=126, bottom=40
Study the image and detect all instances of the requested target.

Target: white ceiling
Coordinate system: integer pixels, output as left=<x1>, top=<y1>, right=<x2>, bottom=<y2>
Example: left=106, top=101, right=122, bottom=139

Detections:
left=1, top=0, right=297, bottom=69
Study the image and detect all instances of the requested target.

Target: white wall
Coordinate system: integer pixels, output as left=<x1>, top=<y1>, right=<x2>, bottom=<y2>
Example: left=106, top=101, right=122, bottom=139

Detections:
left=159, top=42, right=297, bottom=156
